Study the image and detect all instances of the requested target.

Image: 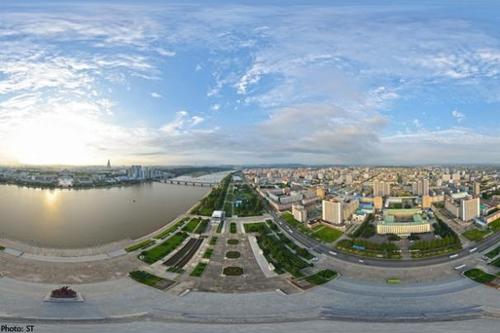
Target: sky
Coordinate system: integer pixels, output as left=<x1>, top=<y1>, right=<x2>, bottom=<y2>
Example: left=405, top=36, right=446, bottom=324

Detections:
left=0, top=0, right=500, bottom=166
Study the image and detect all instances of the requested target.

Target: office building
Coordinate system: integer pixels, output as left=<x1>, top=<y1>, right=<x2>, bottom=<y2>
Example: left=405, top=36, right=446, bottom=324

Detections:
left=292, top=204, right=308, bottom=223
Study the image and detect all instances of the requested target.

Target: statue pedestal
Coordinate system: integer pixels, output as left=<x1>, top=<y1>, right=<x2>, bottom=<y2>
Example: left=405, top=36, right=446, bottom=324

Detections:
left=43, top=292, right=84, bottom=302
left=43, top=286, right=85, bottom=302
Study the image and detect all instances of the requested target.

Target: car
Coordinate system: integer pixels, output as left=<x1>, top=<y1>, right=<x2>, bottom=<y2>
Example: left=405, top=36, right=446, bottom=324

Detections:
left=328, top=251, right=338, bottom=256
left=311, top=257, right=319, bottom=262
left=358, top=259, right=365, bottom=264
left=469, top=247, right=477, bottom=253
left=449, top=254, right=459, bottom=259
left=454, top=264, right=466, bottom=270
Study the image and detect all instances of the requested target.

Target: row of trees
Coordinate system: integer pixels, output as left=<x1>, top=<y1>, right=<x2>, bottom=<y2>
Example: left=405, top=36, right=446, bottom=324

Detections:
left=192, top=174, right=232, bottom=216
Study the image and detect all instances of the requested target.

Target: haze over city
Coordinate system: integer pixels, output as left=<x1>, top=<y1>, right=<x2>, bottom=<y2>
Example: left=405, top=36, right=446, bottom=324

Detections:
left=1, top=0, right=500, bottom=166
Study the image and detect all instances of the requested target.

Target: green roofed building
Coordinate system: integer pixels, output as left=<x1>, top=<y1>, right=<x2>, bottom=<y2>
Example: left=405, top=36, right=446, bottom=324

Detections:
left=377, top=208, right=432, bottom=236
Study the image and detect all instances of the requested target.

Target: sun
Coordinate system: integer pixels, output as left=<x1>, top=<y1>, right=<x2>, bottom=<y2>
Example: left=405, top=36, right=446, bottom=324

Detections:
left=6, top=111, right=100, bottom=165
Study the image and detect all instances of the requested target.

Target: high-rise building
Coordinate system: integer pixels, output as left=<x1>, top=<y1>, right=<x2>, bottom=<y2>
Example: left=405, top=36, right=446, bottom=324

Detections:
left=460, top=197, right=480, bottom=222
left=373, top=180, right=391, bottom=196
left=413, top=178, right=429, bottom=196
left=322, top=199, right=359, bottom=224
left=473, top=182, right=481, bottom=196
left=292, top=204, right=307, bottom=223
left=322, top=199, right=342, bottom=224
left=445, top=192, right=480, bottom=222
left=107, top=159, right=111, bottom=169
left=316, top=186, right=326, bottom=200
left=128, top=165, right=144, bottom=180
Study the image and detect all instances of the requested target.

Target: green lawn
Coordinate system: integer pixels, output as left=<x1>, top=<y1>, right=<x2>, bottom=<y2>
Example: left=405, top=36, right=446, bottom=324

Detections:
left=193, top=219, right=209, bottom=234
left=191, top=174, right=232, bottom=216
left=386, top=278, right=401, bottom=284
left=183, top=218, right=202, bottom=233
left=491, top=257, right=500, bottom=268
left=154, top=218, right=188, bottom=239
left=281, top=212, right=303, bottom=228
left=229, top=222, right=237, bottom=233
left=462, top=228, right=490, bottom=241
left=209, top=236, right=218, bottom=246
left=190, top=262, right=208, bottom=277
left=311, top=225, right=343, bottom=243
left=489, top=218, right=500, bottom=232
left=203, top=248, right=214, bottom=259
left=232, top=184, right=264, bottom=217
left=226, top=251, right=241, bottom=259
left=337, top=238, right=401, bottom=259
left=223, top=266, right=243, bottom=276
left=485, top=245, right=500, bottom=259
left=125, top=239, right=155, bottom=252
left=129, top=271, right=170, bottom=289
left=304, top=269, right=337, bottom=285
left=464, top=268, right=496, bottom=284
left=140, top=232, right=189, bottom=264
left=244, top=222, right=267, bottom=233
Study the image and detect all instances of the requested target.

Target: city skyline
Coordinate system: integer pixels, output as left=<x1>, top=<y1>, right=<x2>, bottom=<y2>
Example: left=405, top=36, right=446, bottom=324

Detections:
left=1, top=1, right=500, bottom=166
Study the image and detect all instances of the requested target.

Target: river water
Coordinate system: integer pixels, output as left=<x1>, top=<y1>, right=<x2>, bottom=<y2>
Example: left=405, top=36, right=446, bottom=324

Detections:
left=0, top=183, right=209, bottom=248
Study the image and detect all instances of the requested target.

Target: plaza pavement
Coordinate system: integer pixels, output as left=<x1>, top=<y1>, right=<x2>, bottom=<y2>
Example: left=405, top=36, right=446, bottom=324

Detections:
left=0, top=273, right=498, bottom=324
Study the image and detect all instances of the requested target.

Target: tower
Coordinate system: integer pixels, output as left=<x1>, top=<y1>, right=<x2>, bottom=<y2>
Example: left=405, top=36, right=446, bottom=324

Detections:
left=107, top=159, right=111, bottom=169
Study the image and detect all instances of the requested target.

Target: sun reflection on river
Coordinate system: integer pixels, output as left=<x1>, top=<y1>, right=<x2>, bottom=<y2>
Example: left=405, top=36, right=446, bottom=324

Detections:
left=44, top=190, right=60, bottom=210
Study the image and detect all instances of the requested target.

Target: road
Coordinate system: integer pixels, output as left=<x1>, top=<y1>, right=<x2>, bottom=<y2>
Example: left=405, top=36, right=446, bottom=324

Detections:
left=268, top=209, right=500, bottom=268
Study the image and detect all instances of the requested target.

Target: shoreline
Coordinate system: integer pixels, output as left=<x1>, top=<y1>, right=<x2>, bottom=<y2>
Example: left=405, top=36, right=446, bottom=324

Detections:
left=0, top=179, right=156, bottom=191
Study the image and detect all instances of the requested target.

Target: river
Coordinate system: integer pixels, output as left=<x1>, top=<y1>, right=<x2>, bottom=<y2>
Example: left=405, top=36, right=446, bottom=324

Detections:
left=0, top=183, right=209, bottom=248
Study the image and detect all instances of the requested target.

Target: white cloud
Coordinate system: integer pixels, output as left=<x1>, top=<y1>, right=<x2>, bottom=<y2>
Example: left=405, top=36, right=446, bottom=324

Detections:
left=151, top=92, right=162, bottom=98
left=451, top=110, right=466, bottom=122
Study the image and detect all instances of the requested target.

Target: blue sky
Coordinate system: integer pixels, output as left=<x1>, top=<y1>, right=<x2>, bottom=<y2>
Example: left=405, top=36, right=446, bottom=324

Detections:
left=1, top=1, right=500, bottom=165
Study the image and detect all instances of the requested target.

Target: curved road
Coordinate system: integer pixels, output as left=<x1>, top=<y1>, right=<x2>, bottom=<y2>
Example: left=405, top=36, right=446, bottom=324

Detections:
left=268, top=209, right=500, bottom=268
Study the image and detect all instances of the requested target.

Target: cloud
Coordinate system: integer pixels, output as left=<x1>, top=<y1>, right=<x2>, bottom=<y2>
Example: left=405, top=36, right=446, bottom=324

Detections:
left=451, top=110, right=466, bottom=122
left=1, top=2, right=500, bottom=165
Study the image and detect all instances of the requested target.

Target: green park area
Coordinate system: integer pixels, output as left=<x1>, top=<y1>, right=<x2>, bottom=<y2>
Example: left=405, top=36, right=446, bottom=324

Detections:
left=311, top=225, right=343, bottom=243
left=462, top=228, right=491, bottom=241
left=154, top=218, right=189, bottom=239
left=464, top=268, right=496, bottom=284
left=191, top=174, right=232, bottom=216
left=252, top=222, right=312, bottom=277
left=190, top=262, right=208, bottom=277
left=349, top=214, right=376, bottom=238
left=490, top=218, right=500, bottom=232
left=183, top=218, right=202, bottom=233
left=223, top=266, right=243, bottom=276
left=129, top=271, right=172, bottom=289
left=282, top=212, right=343, bottom=243
left=125, top=239, right=156, bottom=252
left=232, top=184, right=264, bottom=217
left=491, top=258, right=500, bottom=268
left=485, top=245, right=500, bottom=259
left=337, top=238, right=401, bottom=259
left=304, top=269, right=337, bottom=285
left=203, top=248, right=214, bottom=259
left=140, top=232, right=189, bottom=264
